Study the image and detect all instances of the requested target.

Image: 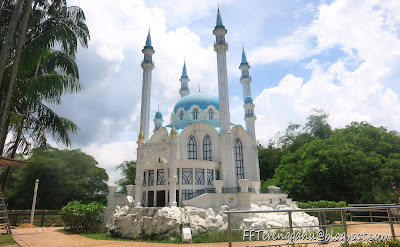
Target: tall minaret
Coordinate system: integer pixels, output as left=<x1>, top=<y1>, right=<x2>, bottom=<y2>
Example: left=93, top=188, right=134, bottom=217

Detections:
left=214, top=8, right=235, bottom=188
left=213, top=8, right=231, bottom=132
left=239, top=47, right=252, bottom=100
left=239, top=47, right=257, bottom=145
left=139, top=30, right=155, bottom=142
left=179, top=61, right=190, bottom=98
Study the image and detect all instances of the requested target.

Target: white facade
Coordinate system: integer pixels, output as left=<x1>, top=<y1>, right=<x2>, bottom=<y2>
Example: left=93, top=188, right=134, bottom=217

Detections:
left=130, top=9, right=288, bottom=209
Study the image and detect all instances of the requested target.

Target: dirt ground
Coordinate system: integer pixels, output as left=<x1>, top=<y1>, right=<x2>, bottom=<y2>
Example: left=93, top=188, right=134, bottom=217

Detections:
left=11, top=223, right=400, bottom=247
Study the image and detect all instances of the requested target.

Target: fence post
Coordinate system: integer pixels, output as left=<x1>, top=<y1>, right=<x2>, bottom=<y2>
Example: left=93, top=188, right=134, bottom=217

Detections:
left=318, top=211, right=328, bottom=244
left=40, top=214, right=45, bottom=227
left=228, top=213, right=232, bottom=247
left=388, top=208, right=396, bottom=240
left=341, top=210, right=348, bottom=243
left=369, top=210, right=373, bottom=222
left=288, top=211, right=294, bottom=243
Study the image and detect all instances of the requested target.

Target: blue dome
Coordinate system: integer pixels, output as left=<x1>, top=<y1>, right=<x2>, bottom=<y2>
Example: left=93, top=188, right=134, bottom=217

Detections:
left=155, top=111, right=162, bottom=119
left=244, top=96, right=253, bottom=104
left=173, top=92, right=219, bottom=113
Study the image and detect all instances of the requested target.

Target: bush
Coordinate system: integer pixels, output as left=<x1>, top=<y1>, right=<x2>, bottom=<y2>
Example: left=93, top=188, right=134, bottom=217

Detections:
left=297, top=200, right=347, bottom=224
left=61, top=201, right=104, bottom=233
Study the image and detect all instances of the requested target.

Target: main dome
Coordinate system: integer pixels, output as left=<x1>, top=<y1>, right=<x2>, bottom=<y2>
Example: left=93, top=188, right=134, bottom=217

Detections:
left=173, top=92, right=219, bottom=113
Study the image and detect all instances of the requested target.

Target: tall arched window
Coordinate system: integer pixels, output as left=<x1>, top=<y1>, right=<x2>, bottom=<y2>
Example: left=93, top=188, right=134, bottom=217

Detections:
left=234, top=139, right=244, bottom=180
left=208, top=109, right=214, bottom=119
left=192, top=108, right=198, bottom=120
left=203, top=135, right=212, bottom=161
left=188, top=135, right=197, bottom=160
left=179, top=111, right=184, bottom=120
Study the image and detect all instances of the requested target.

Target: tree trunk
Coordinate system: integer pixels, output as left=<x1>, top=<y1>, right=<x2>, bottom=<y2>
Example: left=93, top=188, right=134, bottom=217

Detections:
left=1, top=116, right=24, bottom=193
left=0, top=0, right=24, bottom=88
left=0, top=0, right=32, bottom=153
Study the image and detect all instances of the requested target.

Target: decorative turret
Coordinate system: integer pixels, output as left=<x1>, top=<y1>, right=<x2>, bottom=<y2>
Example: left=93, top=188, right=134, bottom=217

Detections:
left=139, top=29, right=155, bottom=142
left=153, top=109, right=163, bottom=132
left=179, top=61, right=190, bottom=98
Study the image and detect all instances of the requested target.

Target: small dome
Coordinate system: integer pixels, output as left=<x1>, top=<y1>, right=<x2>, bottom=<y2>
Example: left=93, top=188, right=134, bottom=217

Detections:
left=173, top=92, right=219, bottom=113
left=155, top=111, right=162, bottom=119
left=244, top=96, right=253, bottom=104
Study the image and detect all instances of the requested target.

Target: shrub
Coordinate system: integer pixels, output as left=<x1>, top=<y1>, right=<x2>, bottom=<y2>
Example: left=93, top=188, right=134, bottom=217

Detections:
left=61, top=201, right=103, bottom=233
left=341, top=240, right=400, bottom=247
left=297, top=200, right=347, bottom=224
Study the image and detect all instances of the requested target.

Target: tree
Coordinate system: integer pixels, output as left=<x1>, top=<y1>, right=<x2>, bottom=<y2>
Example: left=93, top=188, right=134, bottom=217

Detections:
left=4, top=146, right=108, bottom=209
left=116, top=160, right=136, bottom=191
left=272, top=122, right=400, bottom=203
left=303, top=108, right=332, bottom=139
left=258, top=144, right=282, bottom=181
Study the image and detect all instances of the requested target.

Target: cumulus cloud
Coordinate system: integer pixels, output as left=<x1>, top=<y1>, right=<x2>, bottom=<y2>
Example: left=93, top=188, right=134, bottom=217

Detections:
left=252, top=0, right=400, bottom=144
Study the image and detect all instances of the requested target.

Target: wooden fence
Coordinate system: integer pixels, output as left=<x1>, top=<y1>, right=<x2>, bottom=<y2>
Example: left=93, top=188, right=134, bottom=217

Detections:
left=8, top=210, right=62, bottom=227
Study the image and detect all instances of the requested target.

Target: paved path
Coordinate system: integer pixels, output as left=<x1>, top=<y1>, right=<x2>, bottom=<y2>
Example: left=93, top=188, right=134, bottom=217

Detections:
left=12, top=224, right=400, bottom=247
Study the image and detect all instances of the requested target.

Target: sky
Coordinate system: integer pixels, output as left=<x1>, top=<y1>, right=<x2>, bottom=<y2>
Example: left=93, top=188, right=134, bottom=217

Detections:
left=59, top=0, right=400, bottom=186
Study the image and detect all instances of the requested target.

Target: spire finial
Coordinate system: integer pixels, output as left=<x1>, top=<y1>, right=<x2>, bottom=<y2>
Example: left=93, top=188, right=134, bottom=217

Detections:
left=158, top=104, right=159, bottom=111
left=198, top=82, right=201, bottom=92
left=217, top=2, right=219, bottom=10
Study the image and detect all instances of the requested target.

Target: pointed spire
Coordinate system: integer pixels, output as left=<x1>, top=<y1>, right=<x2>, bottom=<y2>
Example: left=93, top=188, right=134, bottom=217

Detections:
left=241, top=46, right=249, bottom=66
left=215, top=7, right=225, bottom=30
left=182, top=61, right=187, bottom=77
left=144, top=29, right=153, bottom=50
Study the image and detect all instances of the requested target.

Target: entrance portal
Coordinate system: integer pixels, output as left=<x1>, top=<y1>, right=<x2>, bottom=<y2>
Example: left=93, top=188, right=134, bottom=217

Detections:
left=148, top=191, right=154, bottom=207
left=156, top=190, right=165, bottom=207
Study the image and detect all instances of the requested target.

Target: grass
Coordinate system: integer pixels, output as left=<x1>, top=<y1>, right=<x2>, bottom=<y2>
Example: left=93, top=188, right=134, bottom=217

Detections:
left=81, top=224, right=345, bottom=244
left=0, top=234, right=15, bottom=246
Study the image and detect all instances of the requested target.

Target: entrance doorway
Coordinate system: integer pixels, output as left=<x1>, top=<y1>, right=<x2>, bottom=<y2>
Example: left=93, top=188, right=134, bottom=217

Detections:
left=148, top=191, right=154, bottom=207
left=156, top=190, right=165, bottom=207
left=176, top=190, right=180, bottom=206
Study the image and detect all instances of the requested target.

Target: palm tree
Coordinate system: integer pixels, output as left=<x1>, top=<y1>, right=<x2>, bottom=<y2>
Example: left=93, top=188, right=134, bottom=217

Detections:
left=0, top=0, right=89, bottom=153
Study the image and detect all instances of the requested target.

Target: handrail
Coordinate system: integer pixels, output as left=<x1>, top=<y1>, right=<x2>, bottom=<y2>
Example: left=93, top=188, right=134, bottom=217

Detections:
left=224, top=205, right=400, bottom=247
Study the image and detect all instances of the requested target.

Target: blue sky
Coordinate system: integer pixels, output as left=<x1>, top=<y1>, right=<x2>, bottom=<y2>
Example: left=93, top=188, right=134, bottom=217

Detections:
left=61, top=0, right=400, bottom=185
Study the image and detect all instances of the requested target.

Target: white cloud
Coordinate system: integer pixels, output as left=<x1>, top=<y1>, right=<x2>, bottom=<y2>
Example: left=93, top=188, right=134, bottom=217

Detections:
left=82, top=141, right=137, bottom=186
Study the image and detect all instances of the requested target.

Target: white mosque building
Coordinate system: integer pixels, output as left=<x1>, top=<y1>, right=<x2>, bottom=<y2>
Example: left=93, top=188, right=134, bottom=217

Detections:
left=128, top=9, right=291, bottom=209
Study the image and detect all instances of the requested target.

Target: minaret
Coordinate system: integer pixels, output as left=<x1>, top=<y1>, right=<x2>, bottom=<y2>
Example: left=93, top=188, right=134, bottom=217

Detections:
left=153, top=108, right=163, bottom=132
left=239, top=47, right=252, bottom=100
left=244, top=96, right=257, bottom=145
left=179, top=61, right=190, bottom=98
left=239, top=47, right=257, bottom=145
left=214, top=8, right=235, bottom=188
left=213, top=8, right=231, bottom=132
left=139, top=30, right=155, bottom=142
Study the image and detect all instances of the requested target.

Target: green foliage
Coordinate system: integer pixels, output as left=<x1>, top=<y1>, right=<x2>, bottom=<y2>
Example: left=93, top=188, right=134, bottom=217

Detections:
left=116, top=160, right=136, bottom=190
left=3, top=146, right=108, bottom=209
left=258, top=144, right=282, bottom=181
left=61, top=201, right=103, bottom=233
left=273, top=121, right=400, bottom=203
left=297, top=200, right=347, bottom=224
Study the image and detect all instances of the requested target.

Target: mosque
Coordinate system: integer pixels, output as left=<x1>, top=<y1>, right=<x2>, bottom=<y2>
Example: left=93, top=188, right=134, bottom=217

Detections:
left=131, top=9, right=291, bottom=209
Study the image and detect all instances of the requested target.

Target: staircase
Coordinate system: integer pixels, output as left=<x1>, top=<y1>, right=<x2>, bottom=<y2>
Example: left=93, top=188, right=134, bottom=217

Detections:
left=0, top=192, right=11, bottom=234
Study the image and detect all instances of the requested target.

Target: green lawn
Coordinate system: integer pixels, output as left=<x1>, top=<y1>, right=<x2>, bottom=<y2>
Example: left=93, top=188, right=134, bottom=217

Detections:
left=82, top=225, right=344, bottom=244
left=0, top=234, right=15, bottom=246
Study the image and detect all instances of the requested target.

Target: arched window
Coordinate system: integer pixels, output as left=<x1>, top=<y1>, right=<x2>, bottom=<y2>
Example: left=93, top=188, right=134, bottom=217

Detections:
left=234, top=139, right=244, bottom=180
left=192, top=108, right=198, bottom=120
left=179, top=111, right=184, bottom=120
left=208, top=109, right=214, bottom=119
left=203, top=135, right=212, bottom=161
left=188, top=135, right=197, bottom=160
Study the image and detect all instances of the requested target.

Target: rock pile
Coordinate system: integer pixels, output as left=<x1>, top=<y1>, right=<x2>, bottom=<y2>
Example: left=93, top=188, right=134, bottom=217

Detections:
left=106, top=204, right=318, bottom=239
